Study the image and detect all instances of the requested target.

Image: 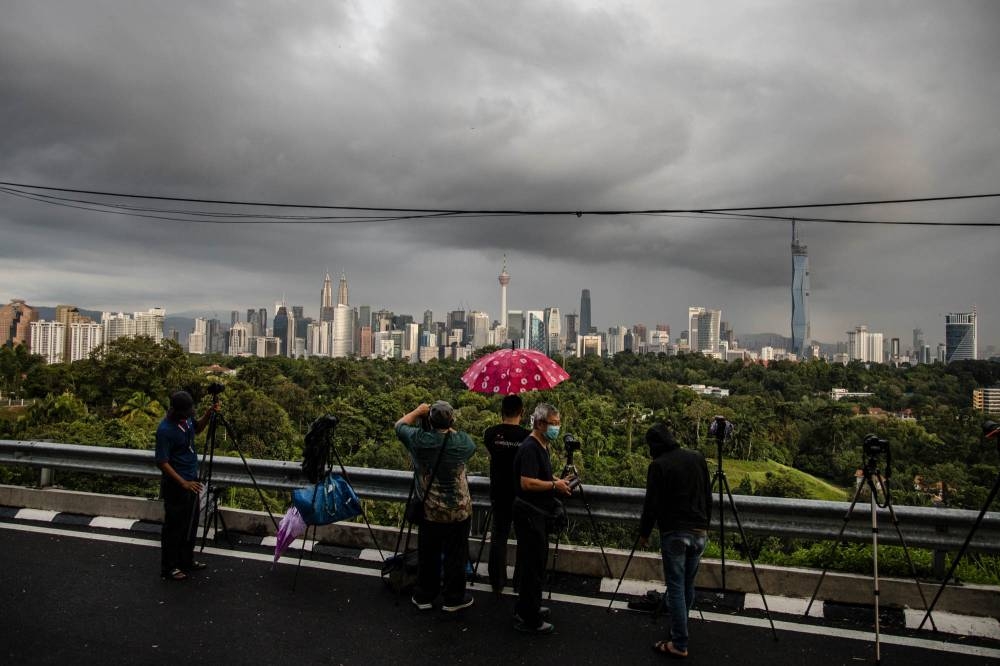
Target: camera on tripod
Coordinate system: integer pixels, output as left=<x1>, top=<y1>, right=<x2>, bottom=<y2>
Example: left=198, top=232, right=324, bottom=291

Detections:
left=562, top=434, right=583, bottom=491
left=207, top=382, right=225, bottom=401
left=709, top=415, right=733, bottom=442
left=863, top=434, right=889, bottom=458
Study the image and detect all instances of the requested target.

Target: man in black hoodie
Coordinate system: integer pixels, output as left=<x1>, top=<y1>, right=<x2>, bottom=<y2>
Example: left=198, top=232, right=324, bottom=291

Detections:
left=638, top=423, right=711, bottom=659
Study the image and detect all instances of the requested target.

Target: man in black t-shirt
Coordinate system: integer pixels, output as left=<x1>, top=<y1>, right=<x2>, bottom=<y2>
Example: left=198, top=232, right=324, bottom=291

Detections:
left=482, top=394, right=530, bottom=595
left=511, top=402, right=571, bottom=634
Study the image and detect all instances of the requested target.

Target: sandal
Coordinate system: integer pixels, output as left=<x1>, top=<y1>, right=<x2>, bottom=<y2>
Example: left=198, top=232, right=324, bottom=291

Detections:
left=164, top=568, right=188, bottom=581
left=652, top=640, right=688, bottom=658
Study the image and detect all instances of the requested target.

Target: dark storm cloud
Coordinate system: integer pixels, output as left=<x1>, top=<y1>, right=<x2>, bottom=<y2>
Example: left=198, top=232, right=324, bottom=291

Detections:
left=1, top=0, right=998, bottom=343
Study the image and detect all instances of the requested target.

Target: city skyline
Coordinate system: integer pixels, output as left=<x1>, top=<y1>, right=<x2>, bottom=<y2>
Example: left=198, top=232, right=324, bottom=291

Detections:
left=1, top=2, right=998, bottom=345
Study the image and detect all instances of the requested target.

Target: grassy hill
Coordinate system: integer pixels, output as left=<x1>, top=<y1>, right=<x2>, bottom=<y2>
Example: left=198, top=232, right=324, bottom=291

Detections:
left=707, top=458, right=850, bottom=501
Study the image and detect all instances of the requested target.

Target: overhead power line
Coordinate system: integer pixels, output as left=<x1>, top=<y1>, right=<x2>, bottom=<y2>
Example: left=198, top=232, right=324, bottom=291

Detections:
left=0, top=180, right=998, bottom=226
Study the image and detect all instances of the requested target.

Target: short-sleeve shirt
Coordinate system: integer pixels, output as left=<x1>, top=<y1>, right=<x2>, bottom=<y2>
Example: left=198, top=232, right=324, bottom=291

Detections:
left=395, top=424, right=477, bottom=523
left=483, top=423, right=530, bottom=505
left=513, top=434, right=557, bottom=513
left=155, top=417, right=198, bottom=481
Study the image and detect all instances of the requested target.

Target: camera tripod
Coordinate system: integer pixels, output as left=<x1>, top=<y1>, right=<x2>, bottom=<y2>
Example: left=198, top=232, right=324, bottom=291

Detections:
left=709, top=417, right=778, bottom=639
left=292, top=415, right=384, bottom=591
left=548, top=435, right=612, bottom=599
left=805, top=437, right=936, bottom=664
left=917, top=420, right=1000, bottom=630
left=195, top=388, right=278, bottom=550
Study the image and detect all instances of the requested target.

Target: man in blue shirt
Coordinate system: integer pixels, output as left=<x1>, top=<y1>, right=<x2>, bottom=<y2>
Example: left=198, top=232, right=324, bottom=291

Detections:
left=155, top=390, right=215, bottom=581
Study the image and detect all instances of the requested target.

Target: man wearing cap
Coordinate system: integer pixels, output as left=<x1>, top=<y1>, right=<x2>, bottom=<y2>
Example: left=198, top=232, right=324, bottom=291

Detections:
left=482, top=394, right=530, bottom=596
left=638, top=423, right=711, bottom=659
left=155, top=390, right=216, bottom=581
left=395, top=401, right=477, bottom=611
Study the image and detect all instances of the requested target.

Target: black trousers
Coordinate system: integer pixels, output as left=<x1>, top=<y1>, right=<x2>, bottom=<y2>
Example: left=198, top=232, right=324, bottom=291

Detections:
left=488, top=500, right=515, bottom=590
left=160, top=478, right=198, bottom=575
left=513, top=505, right=549, bottom=627
left=414, top=518, right=471, bottom=605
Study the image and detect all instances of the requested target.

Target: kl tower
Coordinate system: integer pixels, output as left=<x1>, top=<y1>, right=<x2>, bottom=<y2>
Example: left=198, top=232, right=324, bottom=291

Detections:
left=499, top=254, right=510, bottom=330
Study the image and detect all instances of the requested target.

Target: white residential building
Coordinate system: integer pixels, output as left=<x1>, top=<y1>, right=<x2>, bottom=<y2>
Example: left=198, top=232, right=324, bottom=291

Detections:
left=29, top=321, right=65, bottom=364
left=69, top=322, right=103, bottom=362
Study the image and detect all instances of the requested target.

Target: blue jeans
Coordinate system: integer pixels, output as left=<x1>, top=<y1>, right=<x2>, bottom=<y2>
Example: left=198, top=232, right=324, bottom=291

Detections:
left=661, top=531, right=707, bottom=652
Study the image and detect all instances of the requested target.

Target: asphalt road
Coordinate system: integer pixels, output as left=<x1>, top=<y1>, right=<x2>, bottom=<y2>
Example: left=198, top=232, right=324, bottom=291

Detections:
left=1, top=521, right=996, bottom=665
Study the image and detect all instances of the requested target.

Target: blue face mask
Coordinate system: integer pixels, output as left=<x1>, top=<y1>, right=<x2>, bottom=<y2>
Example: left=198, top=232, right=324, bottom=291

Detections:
left=545, top=425, right=561, bottom=441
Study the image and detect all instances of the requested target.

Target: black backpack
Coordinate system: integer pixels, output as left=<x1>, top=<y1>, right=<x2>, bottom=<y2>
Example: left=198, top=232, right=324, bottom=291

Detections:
left=301, top=414, right=338, bottom=483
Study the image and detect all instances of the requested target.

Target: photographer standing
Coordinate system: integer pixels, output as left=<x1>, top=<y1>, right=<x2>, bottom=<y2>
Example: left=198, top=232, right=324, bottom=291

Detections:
left=482, top=394, right=530, bottom=596
left=638, top=423, right=711, bottom=659
left=155, top=390, right=215, bottom=581
left=396, top=401, right=477, bottom=612
left=512, top=403, right=572, bottom=634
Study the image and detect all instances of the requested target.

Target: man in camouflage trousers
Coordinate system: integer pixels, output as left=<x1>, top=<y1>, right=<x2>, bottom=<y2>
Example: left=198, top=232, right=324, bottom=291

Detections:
left=396, top=401, right=477, bottom=612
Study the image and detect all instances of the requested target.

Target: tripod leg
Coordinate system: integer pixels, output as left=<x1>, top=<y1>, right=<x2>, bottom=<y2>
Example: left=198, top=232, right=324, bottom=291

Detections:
left=870, top=492, right=881, bottom=665
left=805, top=478, right=866, bottom=616
left=720, top=474, right=778, bottom=641
left=713, top=471, right=727, bottom=591
left=198, top=414, right=219, bottom=551
left=883, top=497, right=937, bottom=632
left=548, top=533, right=560, bottom=601
left=577, top=485, right=613, bottom=578
left=607, top=533, right=640, bottom=611
left=918, top=473, right=1000, bottom=631
left=470, top=508, right=493, bottom=588
left=216, top=412, right=279, bottom=530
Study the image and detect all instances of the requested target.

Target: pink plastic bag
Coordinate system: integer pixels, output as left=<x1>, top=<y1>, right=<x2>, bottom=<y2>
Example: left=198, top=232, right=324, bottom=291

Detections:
left=274, top=506, right=307, bottom=564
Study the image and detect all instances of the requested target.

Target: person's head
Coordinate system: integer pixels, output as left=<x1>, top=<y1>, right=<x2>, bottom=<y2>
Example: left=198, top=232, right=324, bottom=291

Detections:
left=428, top=400, right=455, bottom=431
left=167, top=390, right=195, bottom=422
left=501, top=394, right=524, bottom=419
left=531, top=403, right=561, bottom=441
left=646, top=423, right=677, bottom=457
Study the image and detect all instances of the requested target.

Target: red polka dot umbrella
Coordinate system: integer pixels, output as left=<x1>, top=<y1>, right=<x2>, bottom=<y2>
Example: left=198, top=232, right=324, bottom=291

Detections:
left=461, top=348, right=570, bottom=395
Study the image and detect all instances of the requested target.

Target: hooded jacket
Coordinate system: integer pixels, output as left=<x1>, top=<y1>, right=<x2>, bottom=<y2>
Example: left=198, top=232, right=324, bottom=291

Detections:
left=639, top=430, right=712, bottom=537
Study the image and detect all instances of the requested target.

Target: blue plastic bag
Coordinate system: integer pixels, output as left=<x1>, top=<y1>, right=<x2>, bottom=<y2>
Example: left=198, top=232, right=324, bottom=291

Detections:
left=292, top=472, right=362, bottom=526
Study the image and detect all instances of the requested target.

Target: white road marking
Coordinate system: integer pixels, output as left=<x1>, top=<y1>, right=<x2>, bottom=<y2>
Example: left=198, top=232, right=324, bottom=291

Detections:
left=89, top=516, right=139, bottom=530
left=904, top=608, right=1000, bottom=641
left=15, top=509, right=58, bottom=522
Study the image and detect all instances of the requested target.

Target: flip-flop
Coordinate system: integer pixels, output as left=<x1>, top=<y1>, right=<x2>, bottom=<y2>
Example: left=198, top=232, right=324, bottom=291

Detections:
left=652, top=640, right=688, bottom=658
left=164, top=568, right=188, bottom=581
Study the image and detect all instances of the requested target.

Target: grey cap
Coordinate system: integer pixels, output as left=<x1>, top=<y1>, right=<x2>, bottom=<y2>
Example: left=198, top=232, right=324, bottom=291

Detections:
left=429, top=400, right=455, bottom=429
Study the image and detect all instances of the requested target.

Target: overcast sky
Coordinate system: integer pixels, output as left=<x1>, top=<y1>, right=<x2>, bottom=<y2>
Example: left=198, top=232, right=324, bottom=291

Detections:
left=1, top=1, right=997, bottom=350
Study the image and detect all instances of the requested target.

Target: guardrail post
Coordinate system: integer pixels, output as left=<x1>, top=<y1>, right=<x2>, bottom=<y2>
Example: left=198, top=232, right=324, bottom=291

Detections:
left=39, top=467, right=54, bottom=488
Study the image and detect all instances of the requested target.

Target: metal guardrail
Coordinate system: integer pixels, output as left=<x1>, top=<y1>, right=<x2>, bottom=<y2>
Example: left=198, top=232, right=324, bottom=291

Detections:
left=2, top=439, right=999, bottom=553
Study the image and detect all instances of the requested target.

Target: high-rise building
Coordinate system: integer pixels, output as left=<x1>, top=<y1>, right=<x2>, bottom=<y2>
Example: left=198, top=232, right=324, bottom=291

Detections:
left=332, top=304, right=355, bottom=357
left=404, top=322, right=420, bottom=360
left=507, top=310, right=524, bottom=345
left=687, top=307, right=706, bottom=350
left=373, top=309, right=393, bottom=333
left=525, top=310, right=545, bottom=352
left=447, top=311, right=466, bottom=343
left=606, top=325, right=627, bottom=357
left=790, top=221, right=811, bottom=358
left=468, top=311, right=491, bottom=349
left=338, top=271, right=349, bottom=306
left=69, top=322, right=103, bottom=362
left=696, top=309, right=721, bottom=353
left=544, top=307, right=560, bottom=355
left=229, top=322, right=255, bottom=356
left=846, top=325, right=885, bottom=363
left=320, top=272, right=335, bottom=322
left=29, top=321, right=65, bottom=364
left=359, top=325, right=373, bottom=358
left=890, top=338, right=900, bottom=361
left=189, top=318, right=208, bottom=354
left=973, top=388, right=1000, bottom=415
left=273, top=307, right=290, bottom=357
left=1, top=299, right=38, bottom=347
left=580, top=289, right=592, bottom=335
left=230, top=310, right=240, bottom=327
left=945, top=311, right=978, bottom=363
left=564, top=313, right=578, bottom=346
left=498, top=257, right=511, bottom=330
left=912, top=328, right=924, bottom=357
left=102, top=312, right=135, bottom=345
left=578, top=335, right=602, bottom=357
left=55, top=305, right=91, bottom=362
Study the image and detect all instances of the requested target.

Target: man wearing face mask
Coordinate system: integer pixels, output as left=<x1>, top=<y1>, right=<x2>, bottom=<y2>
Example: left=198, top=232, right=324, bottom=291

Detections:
left=511, top=403, right=572, bottom=634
